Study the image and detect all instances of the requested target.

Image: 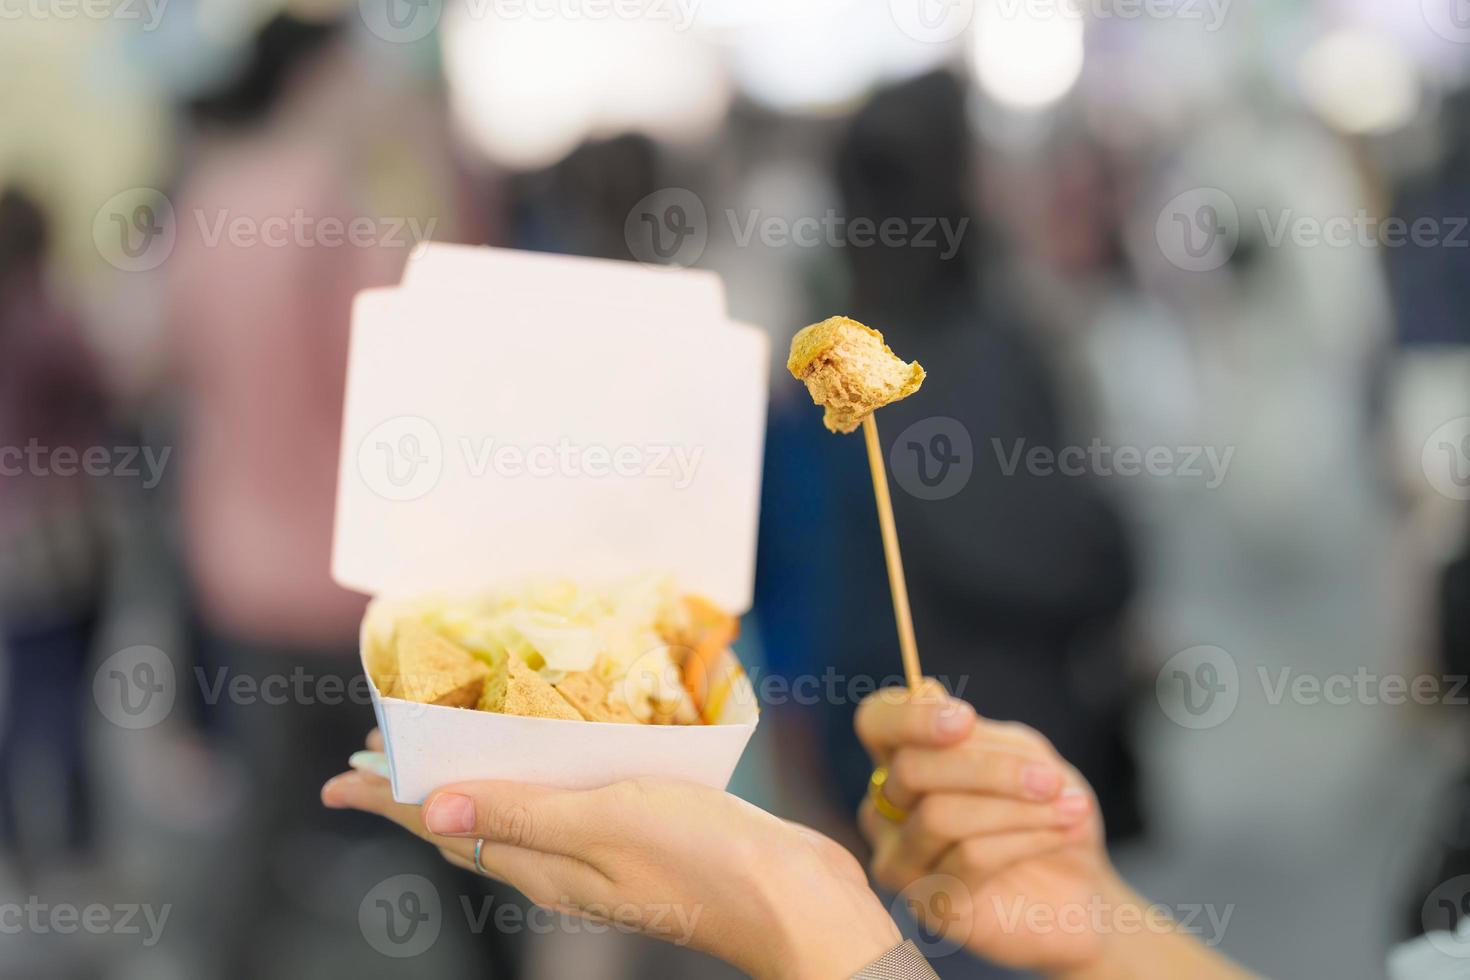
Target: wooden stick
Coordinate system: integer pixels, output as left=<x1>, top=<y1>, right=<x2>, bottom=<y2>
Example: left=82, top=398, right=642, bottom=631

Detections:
left=862, top=414, right=923, bottom=690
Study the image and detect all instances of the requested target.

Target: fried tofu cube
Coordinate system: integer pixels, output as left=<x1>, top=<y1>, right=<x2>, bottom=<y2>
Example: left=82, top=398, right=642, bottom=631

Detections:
left=392, top=619, right=491, bottom=708
left=483, top=657, right=583, bottom=721
left=787, top=316, right=924, bottom=434
left=555, top=670, right=642, bottom=724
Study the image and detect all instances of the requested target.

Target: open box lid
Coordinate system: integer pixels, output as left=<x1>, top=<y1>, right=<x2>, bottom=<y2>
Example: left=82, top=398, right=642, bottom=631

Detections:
left=401, top=242, right=727, bottom=321
left=331, top=268, right=769, bottom=613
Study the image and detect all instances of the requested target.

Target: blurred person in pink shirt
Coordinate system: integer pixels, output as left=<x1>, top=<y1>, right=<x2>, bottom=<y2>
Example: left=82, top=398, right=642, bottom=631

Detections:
left=164, top=15, right=507, bottom=978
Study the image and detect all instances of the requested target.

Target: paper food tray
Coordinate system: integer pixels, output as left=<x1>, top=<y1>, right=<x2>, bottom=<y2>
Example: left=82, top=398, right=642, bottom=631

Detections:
left=332, top=244, right=768, bottom=802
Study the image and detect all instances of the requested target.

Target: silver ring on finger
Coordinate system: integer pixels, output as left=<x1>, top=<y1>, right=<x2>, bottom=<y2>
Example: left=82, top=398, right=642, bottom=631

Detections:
left=473, top=837, right=487, bottom=875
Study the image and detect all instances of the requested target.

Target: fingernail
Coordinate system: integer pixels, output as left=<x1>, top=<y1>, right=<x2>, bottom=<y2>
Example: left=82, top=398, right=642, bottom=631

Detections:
left=1056, top=787, right=1091, bottom=819
left=933, top=700, right=974, bottom=737
left=424, top=793, right=475, bottom=835
left=349, top=751, right=391, bottom=779
left=321, top=774, right=350, bottom=808
left=1021, top=765, right=1062, bottom=800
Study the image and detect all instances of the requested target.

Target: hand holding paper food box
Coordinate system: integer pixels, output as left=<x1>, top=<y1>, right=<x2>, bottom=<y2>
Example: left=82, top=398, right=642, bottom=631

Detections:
left=332, top=244, right=767, bottom=803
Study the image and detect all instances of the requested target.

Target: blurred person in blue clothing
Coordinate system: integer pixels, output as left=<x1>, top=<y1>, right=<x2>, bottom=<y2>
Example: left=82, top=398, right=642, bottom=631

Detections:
left=0, top=187, right=110, bottom=871
left=1386, top=86, right=1470, bottom=348
left=755, top=71, right=1143, bottom=925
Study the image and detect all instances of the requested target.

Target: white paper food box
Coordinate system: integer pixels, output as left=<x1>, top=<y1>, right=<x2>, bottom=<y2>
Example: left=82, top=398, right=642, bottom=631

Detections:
left=332, top=245, right=768, bottom=803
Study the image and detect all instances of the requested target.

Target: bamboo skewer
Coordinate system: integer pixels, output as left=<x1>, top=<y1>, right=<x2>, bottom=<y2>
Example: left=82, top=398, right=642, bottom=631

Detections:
left=862, top=414, right=923, bottom=691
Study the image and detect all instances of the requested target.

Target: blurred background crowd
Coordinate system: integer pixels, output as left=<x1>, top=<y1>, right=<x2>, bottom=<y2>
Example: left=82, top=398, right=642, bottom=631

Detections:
left=5, top=0, right=1470, bottom=976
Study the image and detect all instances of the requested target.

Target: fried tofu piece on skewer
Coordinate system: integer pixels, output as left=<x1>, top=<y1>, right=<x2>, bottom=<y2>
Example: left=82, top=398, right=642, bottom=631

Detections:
left=787, top=316, right=924, bottom=434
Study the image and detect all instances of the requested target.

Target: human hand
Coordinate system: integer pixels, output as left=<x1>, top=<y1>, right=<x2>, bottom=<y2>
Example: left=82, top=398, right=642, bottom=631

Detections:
left=324, top=733, right=901, bottom=980
left=855, top=682, right=1113, bottom=973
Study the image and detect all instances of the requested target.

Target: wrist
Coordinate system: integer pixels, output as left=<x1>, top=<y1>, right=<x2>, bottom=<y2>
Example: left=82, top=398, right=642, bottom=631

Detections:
left=1050, top=873, right=1246, bottom=980
left=743, top=865, right=901, bottom=979
left=771, top=921, right=901, bottom=980
left=1050, top=874, right=1155, bottom=980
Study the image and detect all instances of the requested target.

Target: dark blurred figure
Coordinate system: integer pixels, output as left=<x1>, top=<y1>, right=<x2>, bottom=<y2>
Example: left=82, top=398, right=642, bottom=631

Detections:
left=510, top=133, right=662, bottom=258
left=0, top=188, right=110, bottom=870
left=1392, top=85, right=1470, bottom=950
left=166, top=15, right=517, bottom=979
left=758, top=70, right=1142, bottom=880
left=843, top=70, right=1141, bottom=838
left=1386, top=87, right=1470, bottom=347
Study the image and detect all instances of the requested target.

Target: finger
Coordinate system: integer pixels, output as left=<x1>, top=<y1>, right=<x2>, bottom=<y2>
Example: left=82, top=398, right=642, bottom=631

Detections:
left=885, top=741, right=1067, bottom=810
left=855, top=681, right=976, bottom=762
left=367, top=729, right=385, bottom=752
left=422, top=781, right=605, bottom=858
left=326, top=771, right=604, bottom=903
left=857, top=797, right=888, bottom=847
left=322, top=770, right=434, bottom=840
left=443, top=845, right=614, bottom=927
left=435, top=831, right=603, bottom=905
left=440, top=845, right=479, bottom=874
left=349, top=751, right=391, bottom=779
left=471, top=839, right=608, bottom=907
left=979, top=720, right=1059, bottom=754
left=873, top=792, right=1092, bottom=885
left=937, top=829, right=1076, bottom=882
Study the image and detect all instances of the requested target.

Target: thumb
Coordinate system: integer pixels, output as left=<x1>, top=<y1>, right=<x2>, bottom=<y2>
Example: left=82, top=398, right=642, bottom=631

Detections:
left=855, top=678, right=975, bottom=761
